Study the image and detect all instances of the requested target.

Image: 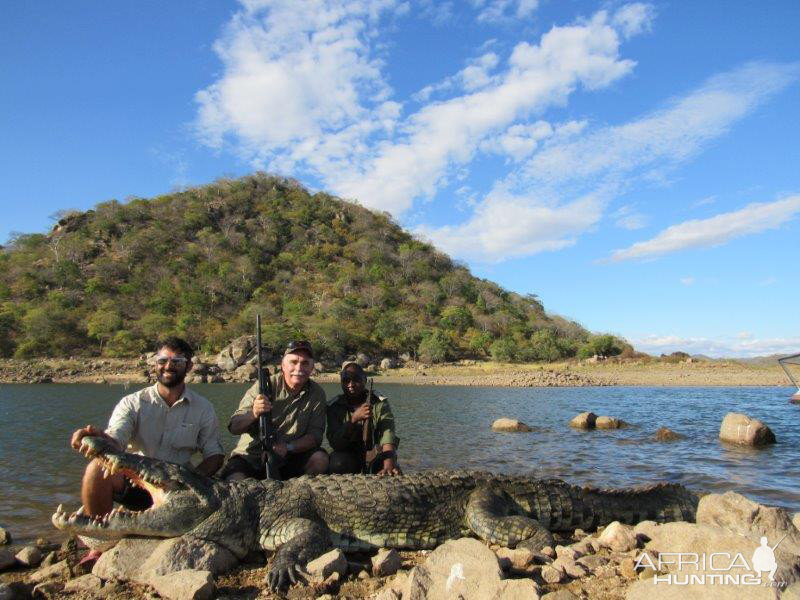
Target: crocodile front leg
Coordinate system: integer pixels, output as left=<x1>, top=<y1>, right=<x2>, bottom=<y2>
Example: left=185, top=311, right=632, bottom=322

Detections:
left=263, top=517, right=333, bottom=591
left=465, top=486, right=555, bottom=551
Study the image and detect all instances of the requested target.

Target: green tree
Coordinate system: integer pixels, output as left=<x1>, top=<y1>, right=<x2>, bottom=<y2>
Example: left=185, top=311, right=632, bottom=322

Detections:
left=417, top=330, right=453, bottom=363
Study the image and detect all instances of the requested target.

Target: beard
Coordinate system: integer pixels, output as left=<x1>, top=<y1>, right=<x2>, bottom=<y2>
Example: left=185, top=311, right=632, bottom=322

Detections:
left=157, top=369, right=186, bottom=388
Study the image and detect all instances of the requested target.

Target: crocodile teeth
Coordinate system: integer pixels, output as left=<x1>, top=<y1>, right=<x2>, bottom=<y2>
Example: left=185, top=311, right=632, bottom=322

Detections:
left=56, top=504, right=65, bottom=515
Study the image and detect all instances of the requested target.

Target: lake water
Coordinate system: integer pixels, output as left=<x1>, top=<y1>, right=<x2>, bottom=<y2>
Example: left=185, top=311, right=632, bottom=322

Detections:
left=1, top=383, right=798, bottom=543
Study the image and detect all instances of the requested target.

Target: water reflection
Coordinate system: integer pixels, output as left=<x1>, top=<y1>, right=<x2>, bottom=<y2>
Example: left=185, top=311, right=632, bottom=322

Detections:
left=0, top=382, right=798, bottom=543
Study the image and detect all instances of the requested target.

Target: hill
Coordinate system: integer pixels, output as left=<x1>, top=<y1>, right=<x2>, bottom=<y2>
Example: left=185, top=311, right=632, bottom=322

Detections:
left=0, top=173, right=624, bottom=363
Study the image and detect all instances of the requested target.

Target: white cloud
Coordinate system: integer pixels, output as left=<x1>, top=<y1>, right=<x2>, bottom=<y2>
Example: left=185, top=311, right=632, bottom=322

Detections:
left=524, top=62, right=798, bottom=188
left=196, top=2, right=645, bottom=216
left=759, top=276, right=778, bottom=286
left=680, top=277, right=694, bottom=285
left=611, top=3, right=654, bottom=38
left=472, top=0, right=540, bottom=23
left=613, top=204, right=648, bottom=230
left=416, top=187, right=604, bottom=261
left=610, top=195, right=800, bottom=261
left=633, top=333, right=800, bottom=358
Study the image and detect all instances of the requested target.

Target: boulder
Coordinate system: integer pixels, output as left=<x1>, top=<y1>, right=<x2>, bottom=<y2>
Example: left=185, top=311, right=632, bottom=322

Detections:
left=654, top=427, right=683, bottom=442
left=495, top=578, right=541, bottom=599
left=597, top=521, right=637, bottom=552
left=380, top=358, right=396, bottom=370
left=233, top=363, right=257, bottom=381
left=26, top=559, right=70, bottom=583
left=0, top=527, right=10, bottom=545
left=15, top=546, right=42, bottom=567
left=355, top=353, right=370, bottom=367
left=371, top=548, right=402, bottom=577
left=696, top=491, right=800, bottom=555
left=142, top=537, right=238, bottom=577
left=495, top=547, right=535, bottom=572
left=626, top=521, right=800, bottom=599
left=0, top=549, right=15, bottom=571
left=401, top=538, right=503, bottom=600
left=149, top=569, right=215, bottom=600
left=63, top=574, right=103, bottom=594
left=718, top=412, right=776, bottom=446
left=491, top=418, right=533, bottom=433
left=569, top=412, right=597, bottom=430
left=595, top=416, right=624, bottom=429
left=306, top=549, right=348, bottom=581
left=794, top=512, right=800, bottom=532
left=541, top=564, right=565, bottom=583
left=93, top=538, right=162, bottom=582
left=555, top=545, right=582, bottom=561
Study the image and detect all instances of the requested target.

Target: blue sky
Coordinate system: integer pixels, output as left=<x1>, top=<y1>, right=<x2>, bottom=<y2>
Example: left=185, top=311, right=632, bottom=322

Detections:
left=2, top=0, right=799, bottom=357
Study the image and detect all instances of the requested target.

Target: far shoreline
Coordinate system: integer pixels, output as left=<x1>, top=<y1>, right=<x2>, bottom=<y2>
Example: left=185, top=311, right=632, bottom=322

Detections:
left=0, top=357, right=793, bottom=389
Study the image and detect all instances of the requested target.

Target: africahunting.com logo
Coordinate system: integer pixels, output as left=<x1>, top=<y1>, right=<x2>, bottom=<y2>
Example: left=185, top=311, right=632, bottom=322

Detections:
left=634, top=534, right=788, bottom=588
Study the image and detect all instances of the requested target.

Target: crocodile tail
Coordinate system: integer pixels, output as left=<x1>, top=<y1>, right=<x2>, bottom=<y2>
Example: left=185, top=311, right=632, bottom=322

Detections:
left=580, top=482, right=699, bottom=528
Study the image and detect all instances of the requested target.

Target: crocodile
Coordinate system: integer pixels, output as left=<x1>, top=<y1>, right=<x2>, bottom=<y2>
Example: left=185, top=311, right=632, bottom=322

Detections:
left=53, top=436, right=698, bottom=589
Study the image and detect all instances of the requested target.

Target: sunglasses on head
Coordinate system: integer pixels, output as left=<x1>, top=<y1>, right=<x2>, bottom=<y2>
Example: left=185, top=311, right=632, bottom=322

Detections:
left=155, top=356, right=188, bottom=366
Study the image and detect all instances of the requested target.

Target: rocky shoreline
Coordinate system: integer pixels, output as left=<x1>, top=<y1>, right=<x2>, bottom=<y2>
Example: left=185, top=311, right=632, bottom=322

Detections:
left=2, top=490, right=800, bottom=599
left=0, top=354, right=789, bottom=388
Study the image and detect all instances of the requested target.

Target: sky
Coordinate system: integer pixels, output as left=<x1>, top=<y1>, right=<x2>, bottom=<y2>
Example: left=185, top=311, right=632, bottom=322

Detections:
left=2, top=0, right=799, bottom=358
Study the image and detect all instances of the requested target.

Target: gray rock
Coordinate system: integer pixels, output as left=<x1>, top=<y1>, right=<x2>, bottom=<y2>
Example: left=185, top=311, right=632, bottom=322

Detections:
left=495, top=578, right=541, bottom=599
left=16, top=545, right=43, bottom=567
left=598, top=521, right=637, bottom=552
left=0, top=549, right=15, bottom=571
left=555, top=544, right=582, bottom=560
left=0, top=527, right=10, bottom=545
left=569, top=412, right=597, bottom=429
left=619, top=557, right=637, bottom=579
left=540, top=545, right=556, bottom=558
left=40, top=551, right=57, bottom=567
left=541, top=591, right=578, bottom=600
left=402, top=538, right=504, bottom=600
left=27, top=559, right=70, bottom=583
left=718, top=412, right=776, bottom=446
left=371, top=548, right=401, bottom=577
left=93, top=538, right=162, bottom=582
left=495, top=547, right=535, bottom=571
left=577, top=554, right=609, bottom=571
left=654, top=427, right=683, bottom=441
left=143, top=537, right=238, bottom=577
left=233, top=363, right=257, bottom=381
left=380, top=358, right=396, bottom=370
left=696, top=490, right=800, bottom=555
left=31, top=581, right=62, bottom=598
left=491, top=418, right=533, bottom=433
left=149, top=569, right=215, bottom=600
left=306, top=549, right=348, bottom=581
left=553, top=556, right=589, bottom=578
left=595, top=416, right=624, bottom=429
left=794, top=512, right=800, bottom=532
left=64, top=574, right=103, bottom=593
left=0, top=583, right=13, bottom=600
left=355, top=353, right=370, bottom=367
left=541, top=564, right=565, bottom=583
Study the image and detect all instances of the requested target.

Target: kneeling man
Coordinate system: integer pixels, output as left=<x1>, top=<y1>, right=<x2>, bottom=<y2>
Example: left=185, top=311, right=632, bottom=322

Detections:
left=69, top=337, right=224, bottom=560
left=222, top=340, right=328, bottom=480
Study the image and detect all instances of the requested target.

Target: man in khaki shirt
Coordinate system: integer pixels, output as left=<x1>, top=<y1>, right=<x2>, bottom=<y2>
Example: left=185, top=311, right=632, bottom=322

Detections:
left=69, top=337, right=224, bottom=562
left=221, top=340, right=328, bottom=481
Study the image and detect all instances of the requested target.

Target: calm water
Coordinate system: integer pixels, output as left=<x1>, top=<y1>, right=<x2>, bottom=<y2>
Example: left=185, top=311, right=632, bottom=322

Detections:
left=1, top=383, right=798, bottom=543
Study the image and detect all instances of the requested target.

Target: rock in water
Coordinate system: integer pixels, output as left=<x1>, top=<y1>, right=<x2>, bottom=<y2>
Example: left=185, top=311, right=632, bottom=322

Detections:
left=491, top=418, right=533, bottom=433
left=569, top=412, right=597, bottom=429
left=595, top=416, right=624, bottom=429
left=0, top=527, right=10, bottom=545
left=718, top=412, right=776, bottom=446
left=654, top=427, right=683, bottom=442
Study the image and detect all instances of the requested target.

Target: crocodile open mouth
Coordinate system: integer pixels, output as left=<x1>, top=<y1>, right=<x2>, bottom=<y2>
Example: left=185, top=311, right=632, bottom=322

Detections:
left=51, top=438, right=179, bottom=536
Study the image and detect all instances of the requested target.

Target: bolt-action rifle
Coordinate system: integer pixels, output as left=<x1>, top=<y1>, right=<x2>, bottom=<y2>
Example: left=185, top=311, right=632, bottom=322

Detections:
left=256, top=315, right=282, bottom=479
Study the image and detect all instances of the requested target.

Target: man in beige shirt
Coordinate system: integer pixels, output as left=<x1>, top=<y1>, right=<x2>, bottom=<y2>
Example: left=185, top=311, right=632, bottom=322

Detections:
left=69, top=337, right=224, bottom=524
left=221, top=340, right=328, bottom=480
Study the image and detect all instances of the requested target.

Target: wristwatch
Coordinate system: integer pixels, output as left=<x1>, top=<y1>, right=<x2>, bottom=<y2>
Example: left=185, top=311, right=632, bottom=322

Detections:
left=286, top=442, right=295, bottom=454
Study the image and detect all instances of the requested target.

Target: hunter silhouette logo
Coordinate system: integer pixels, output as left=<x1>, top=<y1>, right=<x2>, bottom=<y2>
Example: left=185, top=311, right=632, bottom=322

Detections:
left=446, top=563, right=465, bottom=591
left=751, top=534, right=785, bottom=582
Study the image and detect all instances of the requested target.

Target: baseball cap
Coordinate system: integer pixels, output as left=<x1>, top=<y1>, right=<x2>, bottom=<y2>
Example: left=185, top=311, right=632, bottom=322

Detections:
left=284, top=340, right=314, bottom=359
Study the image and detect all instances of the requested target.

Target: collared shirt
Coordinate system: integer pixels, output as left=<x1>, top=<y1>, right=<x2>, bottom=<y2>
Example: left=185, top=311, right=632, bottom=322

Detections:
left=105, top=384, right=224, bottom=465
left=229, top=373, right=327, bottom=460
left=326, top=391, right=399, bottom=453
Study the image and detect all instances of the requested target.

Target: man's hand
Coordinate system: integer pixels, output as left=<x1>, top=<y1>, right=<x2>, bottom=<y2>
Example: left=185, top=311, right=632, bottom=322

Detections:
left=350, top=403, right=371, bottom=423
left=377, top=457, right=400, bottom=476
left=252, top=394, right=273, bottom=419
left=271, top=441, right=289, bottom=458
left=70, top=425, right=119, bottom=451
